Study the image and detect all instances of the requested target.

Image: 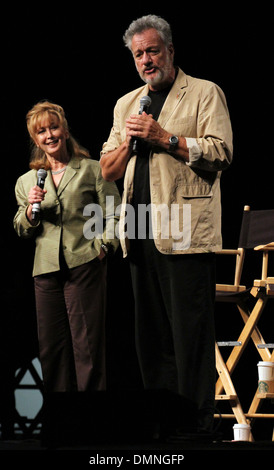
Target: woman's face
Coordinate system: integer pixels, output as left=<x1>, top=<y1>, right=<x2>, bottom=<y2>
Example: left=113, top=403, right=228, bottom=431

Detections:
left=34, top=113, right=69, bottom=159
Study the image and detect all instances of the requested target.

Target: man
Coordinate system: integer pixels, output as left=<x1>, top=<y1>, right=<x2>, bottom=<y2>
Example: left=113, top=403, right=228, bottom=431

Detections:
left=100, top=15, right=233, bottom=434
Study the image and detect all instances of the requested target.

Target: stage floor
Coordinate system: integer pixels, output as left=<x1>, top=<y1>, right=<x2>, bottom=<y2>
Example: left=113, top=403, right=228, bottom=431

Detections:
left=1, top=433, right=273, bottom=466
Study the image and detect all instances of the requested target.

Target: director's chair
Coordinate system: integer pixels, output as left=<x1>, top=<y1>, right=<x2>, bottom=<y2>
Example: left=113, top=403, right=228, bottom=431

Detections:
left=245, top=242, right=274, bottom=438
left=214, top=206, right=274, bottom=437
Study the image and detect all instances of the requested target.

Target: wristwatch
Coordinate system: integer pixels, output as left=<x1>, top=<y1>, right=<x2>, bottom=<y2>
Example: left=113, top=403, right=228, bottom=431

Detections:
left=169, top=135, right=179, bottom=151
left=101, top=243, right=109, bottom=255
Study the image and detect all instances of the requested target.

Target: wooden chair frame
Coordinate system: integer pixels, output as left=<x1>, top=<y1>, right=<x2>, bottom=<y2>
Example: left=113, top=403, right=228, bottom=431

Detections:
left=245, top=243, right=274, bottom=439
left=214, top=206, right=274, bottom=440
left=215, top=206, right=252, bottom=433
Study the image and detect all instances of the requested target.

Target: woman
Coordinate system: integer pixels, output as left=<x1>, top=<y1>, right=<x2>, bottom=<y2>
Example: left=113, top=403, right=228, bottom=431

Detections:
left=14, top=101, right=121, bottom=392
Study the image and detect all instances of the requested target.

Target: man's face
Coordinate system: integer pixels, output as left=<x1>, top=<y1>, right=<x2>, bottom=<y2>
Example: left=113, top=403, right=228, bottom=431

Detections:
left=131, top=28, right=175, bottom=91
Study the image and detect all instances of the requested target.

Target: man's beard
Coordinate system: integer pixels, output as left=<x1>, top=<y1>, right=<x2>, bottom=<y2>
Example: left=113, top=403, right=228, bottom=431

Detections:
left=139, top=58, right=174, bottom=87
left=141, top=68, right=164, bottom=87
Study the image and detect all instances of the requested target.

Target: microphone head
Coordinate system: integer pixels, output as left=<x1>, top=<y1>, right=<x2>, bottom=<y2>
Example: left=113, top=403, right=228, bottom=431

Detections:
left=37, top=168, right=48, bottom=179
left=140, top=96, right=152, bottom=107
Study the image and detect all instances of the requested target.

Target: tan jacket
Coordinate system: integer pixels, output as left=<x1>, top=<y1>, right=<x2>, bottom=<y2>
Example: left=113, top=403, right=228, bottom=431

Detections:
left=14, top=157, right=121, bottom=276
left=101, top=68, right=233, bottom=256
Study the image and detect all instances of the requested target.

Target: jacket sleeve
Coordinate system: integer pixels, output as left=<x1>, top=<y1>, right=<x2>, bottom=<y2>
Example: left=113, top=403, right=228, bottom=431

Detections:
left=100, top=101, right=124, bottom=157
left=13, top=176, right=40, bottom=238
left=95, top=167, right=121, bottom=252
left=189, top=82, right=233, bottom=172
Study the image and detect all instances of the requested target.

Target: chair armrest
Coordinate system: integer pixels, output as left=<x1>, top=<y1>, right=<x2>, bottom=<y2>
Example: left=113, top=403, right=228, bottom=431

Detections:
left=216, top=249, right=241, bottom=255
left=255, top=242, right=274, bottom=251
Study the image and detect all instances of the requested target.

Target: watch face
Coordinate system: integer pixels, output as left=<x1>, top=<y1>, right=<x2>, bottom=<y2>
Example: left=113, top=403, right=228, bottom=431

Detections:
left=170, top=136, right=179, bottom=145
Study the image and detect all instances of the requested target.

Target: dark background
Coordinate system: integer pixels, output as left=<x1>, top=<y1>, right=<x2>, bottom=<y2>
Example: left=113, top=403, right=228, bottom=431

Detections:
left=0, top=3, right=272, bottom=438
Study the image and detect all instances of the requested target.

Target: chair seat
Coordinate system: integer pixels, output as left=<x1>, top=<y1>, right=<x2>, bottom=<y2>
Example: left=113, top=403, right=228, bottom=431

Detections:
left=216, top=287, right=251, bottom=303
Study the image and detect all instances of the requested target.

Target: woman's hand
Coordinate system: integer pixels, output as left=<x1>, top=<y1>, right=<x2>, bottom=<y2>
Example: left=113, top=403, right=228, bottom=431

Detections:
left=28, top=185, right=47, bottom=205
left=26, top=185, right=47, bottom=224
left=97, top=247, right=106, bottom=260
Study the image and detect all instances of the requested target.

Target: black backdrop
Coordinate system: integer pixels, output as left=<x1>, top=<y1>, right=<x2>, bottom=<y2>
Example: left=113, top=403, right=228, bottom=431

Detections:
left=0, top=5, right=272, bottom=402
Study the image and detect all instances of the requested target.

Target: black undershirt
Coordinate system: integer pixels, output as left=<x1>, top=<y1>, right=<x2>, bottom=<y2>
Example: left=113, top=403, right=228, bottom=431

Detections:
left=132, top=84, right=173, bottom=213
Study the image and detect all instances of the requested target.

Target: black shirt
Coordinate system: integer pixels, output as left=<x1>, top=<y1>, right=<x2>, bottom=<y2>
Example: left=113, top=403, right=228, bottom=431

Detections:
left=132, top=84, right=173, bottom=214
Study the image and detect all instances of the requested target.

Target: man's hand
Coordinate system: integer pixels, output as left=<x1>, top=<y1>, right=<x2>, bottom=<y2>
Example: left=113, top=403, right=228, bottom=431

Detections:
left=126, top=112, right=189, bottom=161
left=126, top=112, right=168, bottom=147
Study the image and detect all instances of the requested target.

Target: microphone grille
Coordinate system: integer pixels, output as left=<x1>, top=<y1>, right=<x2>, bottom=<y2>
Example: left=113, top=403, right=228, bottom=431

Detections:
left=140, top=96, right=152, bottom=107
left=37, top=168, right=48, bottom=178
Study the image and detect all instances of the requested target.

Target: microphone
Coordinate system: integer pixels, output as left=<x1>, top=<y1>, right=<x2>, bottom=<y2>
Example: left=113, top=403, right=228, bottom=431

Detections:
left=132, top=95, right=152, bottom=153
left=31, top=168, right=47, bottom=221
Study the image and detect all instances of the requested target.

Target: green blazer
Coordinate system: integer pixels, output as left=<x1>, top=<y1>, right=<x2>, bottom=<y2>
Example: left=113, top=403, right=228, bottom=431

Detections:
left=14, top=157, right=121, bottom=276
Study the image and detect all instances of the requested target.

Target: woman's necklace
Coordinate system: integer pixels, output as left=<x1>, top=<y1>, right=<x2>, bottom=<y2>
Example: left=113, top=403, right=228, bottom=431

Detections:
left=51, top=165, right=67, bottom=175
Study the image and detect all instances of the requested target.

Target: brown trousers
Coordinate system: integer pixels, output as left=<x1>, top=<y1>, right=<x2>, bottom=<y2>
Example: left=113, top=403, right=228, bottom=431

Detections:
left=34, top=257, right=107, bottom=393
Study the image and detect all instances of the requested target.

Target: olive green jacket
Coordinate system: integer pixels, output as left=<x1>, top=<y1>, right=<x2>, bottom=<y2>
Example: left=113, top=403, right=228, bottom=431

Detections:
left=101, top=68, right=233, bottom=256
left=14, top=157, right=121, bottom=276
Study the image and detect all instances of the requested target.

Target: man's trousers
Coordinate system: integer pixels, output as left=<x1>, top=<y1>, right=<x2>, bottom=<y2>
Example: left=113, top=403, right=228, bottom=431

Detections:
left=129, top=239, right=216, bottom=432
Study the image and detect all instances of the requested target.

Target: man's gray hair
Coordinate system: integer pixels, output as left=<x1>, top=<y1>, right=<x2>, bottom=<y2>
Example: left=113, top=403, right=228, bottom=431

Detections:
left=123, top=15, right=173, bottom=50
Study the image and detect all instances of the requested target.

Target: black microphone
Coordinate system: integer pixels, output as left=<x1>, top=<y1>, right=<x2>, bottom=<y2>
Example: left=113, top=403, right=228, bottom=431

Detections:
left=132, top=95, right=152, bottom=153
left=31, top=168, right=47, bottom=221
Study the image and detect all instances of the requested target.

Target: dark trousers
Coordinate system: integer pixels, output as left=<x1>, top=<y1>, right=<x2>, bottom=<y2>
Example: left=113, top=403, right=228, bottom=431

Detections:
left=129, top=239, right=216, bottom=431
left=34, top=258, right=107, bottom=393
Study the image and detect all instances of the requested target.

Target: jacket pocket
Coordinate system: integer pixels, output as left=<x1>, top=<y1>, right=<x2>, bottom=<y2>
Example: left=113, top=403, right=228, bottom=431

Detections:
left=179, top=183, right=213, bottom=198
left=165, top=116, right=194, bottom=136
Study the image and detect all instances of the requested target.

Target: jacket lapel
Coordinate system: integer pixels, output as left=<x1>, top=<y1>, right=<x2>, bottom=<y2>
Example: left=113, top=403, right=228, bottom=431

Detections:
left=158, top=68, right=188, bottom=128
left=57, top=157, right=80, bottom=196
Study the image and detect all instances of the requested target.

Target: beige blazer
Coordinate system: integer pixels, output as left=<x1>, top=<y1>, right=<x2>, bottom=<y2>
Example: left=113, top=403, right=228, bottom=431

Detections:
left=101, top=68, right=233, bottom=256
left=14, top=157, right=121, bottom=276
